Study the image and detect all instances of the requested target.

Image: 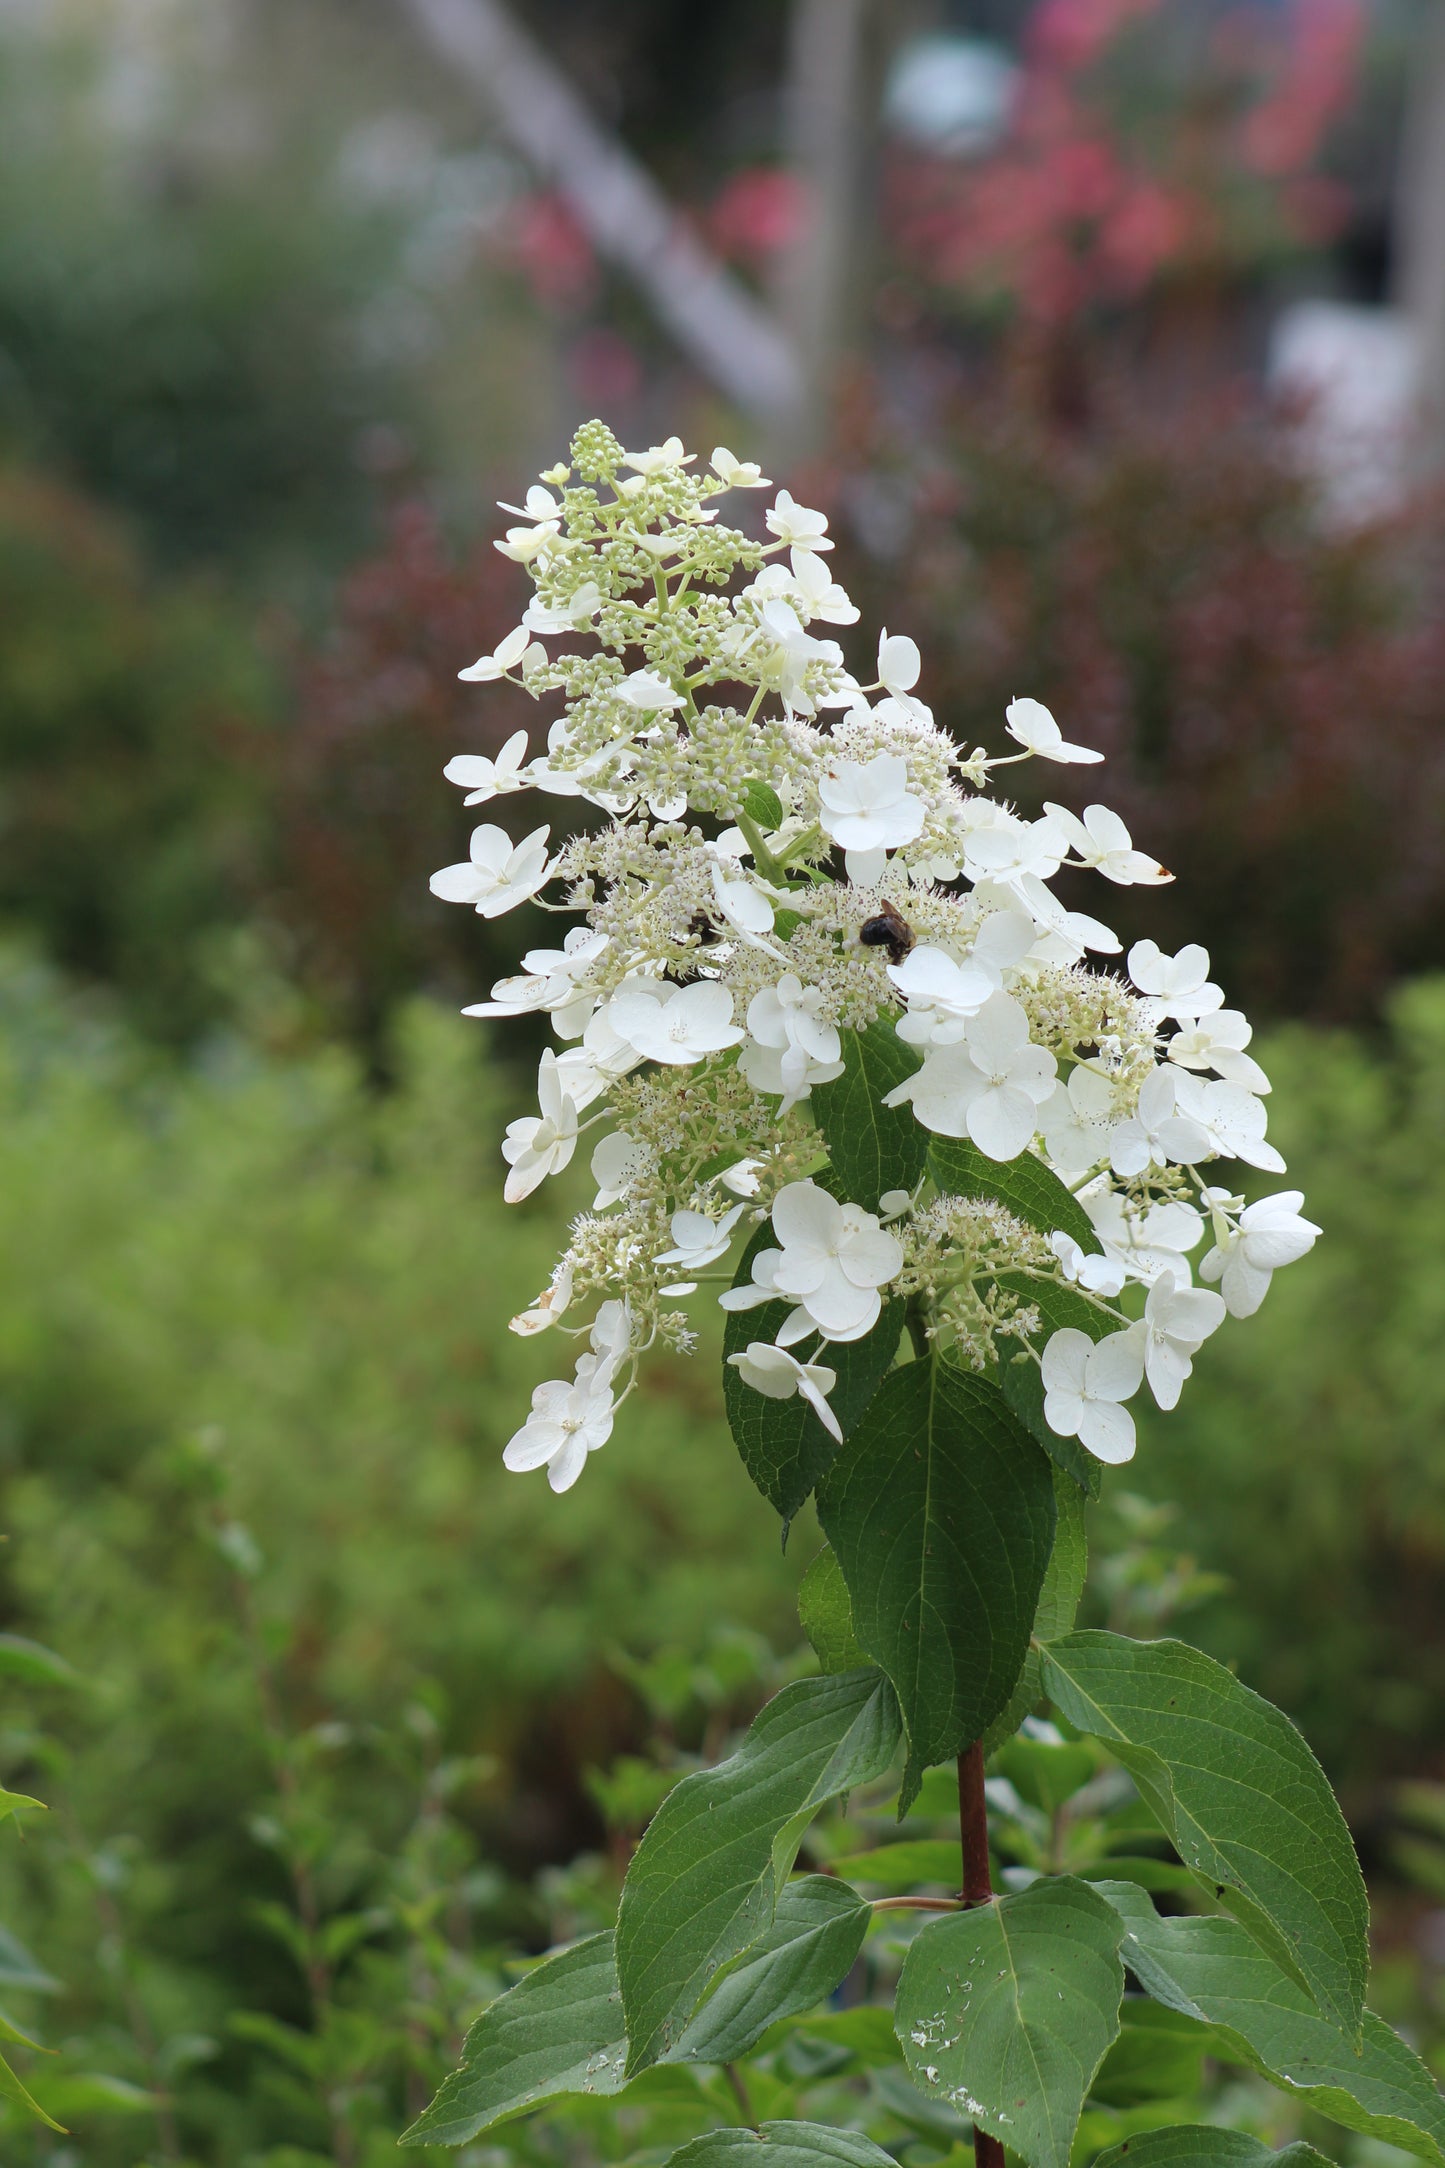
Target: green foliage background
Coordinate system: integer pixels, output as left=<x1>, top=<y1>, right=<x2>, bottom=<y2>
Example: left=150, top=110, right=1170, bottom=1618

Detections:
left=0, top=952, right=1442, bottom=2155
left=0, top=3, right=1440, bottom=2156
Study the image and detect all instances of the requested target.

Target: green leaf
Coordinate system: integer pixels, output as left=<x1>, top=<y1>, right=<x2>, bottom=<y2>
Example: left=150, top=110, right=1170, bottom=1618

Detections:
left=1089, top=1999, right=1215, bottom=2108
left=616, top=1668, right=900, bottom=2072
left=1092, top=2131, right=1338, bottom=2168
left=995, top=1734, right=1097, bottom=1816
left=798, top=1549, right=866, bottom=1675
left=15, top=2071, right=152, bottom=2122
left=400, top=1932, right=626, bottom=2146
left=762, top=2006, right=903, bottom=2067
left=0, top=1925, right=58, bottom=1996
left=820, top=1359, right=1055, bottom=1805
left=723, top=1220, right=903, bottom=1526
left=982, top=1467, right=1089, bottom=1755
left=742, top=780, right=784, bottom=830
left=894, top=1874, right=1126, bottom=2168
left=1040, top=1633, right=1368, bottom=2039
left=812, top=1022, right=925, bottom=1212
left=662, top=2121, right=900, bottom=2168
left=0, top=1636, right=80, bottom=1690
left=994, top=1277, right=1115, bottom=1496
left=407, top=1876, right=876, bottom=2146
left=926, top=1136, right=1099, bottom=1254
left=673, top=1877, right=870, bottom=2064
left=1077, top=1858, right=1201, bottom=1897
left=829, top=1840, right=962, bottom=1889
left=0, top=2050, right=65, bottom=2132
left=1094, top=1880, right=1445, bottom=2166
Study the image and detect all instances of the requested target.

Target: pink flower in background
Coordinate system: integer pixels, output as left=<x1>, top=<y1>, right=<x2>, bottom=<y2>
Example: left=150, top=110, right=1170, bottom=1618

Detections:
left=708, top=167, right=802, bottom=267
left=889, top=0, right=1363, bottom=328
left=1028, top=0, right=1160, bottom=73
left=507, top=191, right=597, bottom=310
left=1241, top=0, right=1363, bottom=177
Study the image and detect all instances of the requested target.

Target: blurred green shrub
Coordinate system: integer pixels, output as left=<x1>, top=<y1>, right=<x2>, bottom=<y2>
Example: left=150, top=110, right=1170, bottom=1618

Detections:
left=0, top=20, right=413, bottom=575
left=0, top=953, right=802, bottom=2160
left=0, top=958, right=1442, bottom=2147
left=0, top=465, right=278, bottom=1045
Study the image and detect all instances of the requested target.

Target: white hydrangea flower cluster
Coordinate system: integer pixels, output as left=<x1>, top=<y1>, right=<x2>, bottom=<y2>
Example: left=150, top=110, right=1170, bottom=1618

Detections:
left=431, top=422, right=1320, bottom=1493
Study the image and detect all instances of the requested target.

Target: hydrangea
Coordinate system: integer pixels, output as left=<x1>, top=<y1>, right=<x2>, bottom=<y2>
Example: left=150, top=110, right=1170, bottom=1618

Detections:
left=430, top=421, right=1318, bottom=1489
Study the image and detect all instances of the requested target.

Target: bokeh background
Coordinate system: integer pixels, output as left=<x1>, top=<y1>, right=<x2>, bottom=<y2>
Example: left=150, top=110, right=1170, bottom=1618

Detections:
left=3, top=0, right=1445, bottom=2160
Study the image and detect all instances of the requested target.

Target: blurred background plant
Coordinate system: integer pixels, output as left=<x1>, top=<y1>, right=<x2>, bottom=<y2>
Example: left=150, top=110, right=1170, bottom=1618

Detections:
left=3, top=0, right=1445, bottom=2157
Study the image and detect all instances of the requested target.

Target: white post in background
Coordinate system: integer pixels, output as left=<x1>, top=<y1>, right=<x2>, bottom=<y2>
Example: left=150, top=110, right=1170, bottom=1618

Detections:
left=1395, top=0, right=1445, bottom=470
left=770, top=0, right=878, bottom=463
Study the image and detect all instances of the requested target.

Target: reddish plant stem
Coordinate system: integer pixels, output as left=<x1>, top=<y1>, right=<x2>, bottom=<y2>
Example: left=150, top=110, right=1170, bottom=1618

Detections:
left=958, top=1741, right=1006, bottom=2168
left=958, top=1741, right=993, bottom=1907
left=724, top=2061, right=760, bottom=2131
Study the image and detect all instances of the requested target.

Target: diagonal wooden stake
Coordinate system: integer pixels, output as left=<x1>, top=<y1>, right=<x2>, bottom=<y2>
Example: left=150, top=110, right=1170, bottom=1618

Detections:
left=396, top=0, right=804, bottom=423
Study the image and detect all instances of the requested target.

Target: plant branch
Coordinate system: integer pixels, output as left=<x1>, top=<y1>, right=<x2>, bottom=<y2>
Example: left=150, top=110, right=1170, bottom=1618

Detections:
left=870, top=1895, right=963, bottom=1912
left=723, top=2061, right=761, bottom=2131
left=958, top=1741, right=1006, bottom=2168
left=958, top=1740, right=993, bottom=1906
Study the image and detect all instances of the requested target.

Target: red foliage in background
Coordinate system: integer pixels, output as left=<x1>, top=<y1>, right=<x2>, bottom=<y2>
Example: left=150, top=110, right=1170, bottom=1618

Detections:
left=277, top=503, right=540, bottom=1045
left=273, top=399, right=1445, bottom=1046
left=829, top=379, right=1445, bottom=1021
left=890, top=0, right=1363, bottom=327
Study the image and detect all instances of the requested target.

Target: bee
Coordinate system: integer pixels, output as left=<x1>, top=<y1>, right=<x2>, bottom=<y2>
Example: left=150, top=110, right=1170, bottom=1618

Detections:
left=858, top=898, right=915, bottom=966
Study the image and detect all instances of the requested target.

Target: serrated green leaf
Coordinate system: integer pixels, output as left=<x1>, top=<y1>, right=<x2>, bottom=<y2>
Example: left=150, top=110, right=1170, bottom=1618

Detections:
left=742, top=781, right=784, bottom=830
left=812, top=1022, right=925, bottom=1212
left=982, top=1467, right=1088, bottom=1755
left=1041, top=1634, right=1368, bottom=2039
left=798, top=1549, right=866, bottom=1675
left=1093, top=1880, right=1445, bottom=2166
left=820, top=1360, right=1055, bottom=1805
left=829, top=1840, right=962, bottom=1889
left=1090, top=2000, right=1216, bottom=2108
left=617, top=1669, right=900, bottom=2072
left=994, top=1277, right=1114, bottom=1496
left=673, top=1877, right=870, bottom=2065
left=926, top=1136, right=1099, bottom=1253
left=1092, top=2128, right=1338, bottom=2168
left=399, top=1933, right=626, bottom=2146
left=663, top=2121, right=899, bottom=2168
left=406, top=1875, right=875, bottom=2147
left=723, top=1220, right=903, bottom=1526
left=895, top=1874, right=1126, bottom=2168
